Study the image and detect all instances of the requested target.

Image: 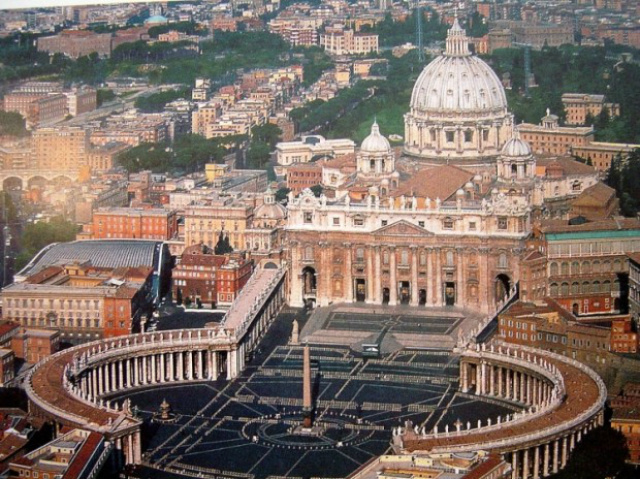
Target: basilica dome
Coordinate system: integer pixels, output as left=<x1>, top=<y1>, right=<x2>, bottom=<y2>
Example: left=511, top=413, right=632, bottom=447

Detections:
left=361, top=121, right=391, bottom=154
left=404, top=16, right=514, bottom=167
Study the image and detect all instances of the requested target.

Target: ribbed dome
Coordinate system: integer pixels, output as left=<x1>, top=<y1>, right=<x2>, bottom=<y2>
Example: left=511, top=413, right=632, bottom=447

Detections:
left=361, top=121, right=391, bottom=153
left=501, top=135, right=532, bottom=157
left=409, top=18, right=507, bottom=115
left=255, top=202, right=286, bottom=221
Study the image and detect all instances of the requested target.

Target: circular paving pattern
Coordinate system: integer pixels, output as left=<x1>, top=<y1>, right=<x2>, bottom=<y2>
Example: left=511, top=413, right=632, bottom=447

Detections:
left=241, top=410, right=376, bottom=449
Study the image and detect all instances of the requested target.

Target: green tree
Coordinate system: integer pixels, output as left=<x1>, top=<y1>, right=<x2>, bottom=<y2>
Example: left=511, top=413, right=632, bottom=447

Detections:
left=96, top=88, right=116, bottom=106
left=246, top=141, right=272, bottom=169
left=134, top=87, right=190, bottom=113
left=0, top=112, right=27, bottom=137
left=214, top=231, right=233, bottom=255
left=16, top=217, right=79, bottom=270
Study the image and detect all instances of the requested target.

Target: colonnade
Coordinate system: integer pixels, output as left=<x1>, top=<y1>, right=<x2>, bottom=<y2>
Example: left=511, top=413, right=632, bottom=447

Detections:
left=79, top=349, right=229, bottom=400
left=460, top=360, right=553, bottom=407
left=457, top=344, right=606, bottom=479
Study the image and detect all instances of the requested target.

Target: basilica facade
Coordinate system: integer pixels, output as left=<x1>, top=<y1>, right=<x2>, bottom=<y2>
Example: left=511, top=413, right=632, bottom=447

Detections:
left=284, top=18, right=599, bottom=316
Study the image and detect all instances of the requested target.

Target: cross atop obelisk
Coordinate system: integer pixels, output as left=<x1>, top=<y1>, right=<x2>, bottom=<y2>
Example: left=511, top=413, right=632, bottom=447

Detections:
left=302, top=344, right=313, bottom=428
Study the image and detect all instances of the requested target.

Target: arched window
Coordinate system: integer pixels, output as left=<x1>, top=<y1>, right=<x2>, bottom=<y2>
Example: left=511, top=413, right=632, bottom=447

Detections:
left=561, top=262, right=569, bottom=275
left=593, top=281, right=600, bottom=293
left=572, top=262, right=580, bottom=275
left=550, top=262, right=559, bottom=276
left=613, top=259, right=622, bottom=271
left=582, top=261, right=591, bottom=274
left=561, top=282, right=570, bottom=295
left=603, top=260, right=611, bottom=272
left=592, top=261, right=600, bottom=273
left=582, top=282, right=591, bottom=294
left=603, top=280, right=611, bottom=292
left=550, top=283, right=559, bottom=296
left=572, top=282, right=579, bottom=294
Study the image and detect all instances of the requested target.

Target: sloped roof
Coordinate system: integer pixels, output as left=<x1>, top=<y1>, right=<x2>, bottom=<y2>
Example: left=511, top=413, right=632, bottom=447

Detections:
left=391, top=164, right=474, bottom=201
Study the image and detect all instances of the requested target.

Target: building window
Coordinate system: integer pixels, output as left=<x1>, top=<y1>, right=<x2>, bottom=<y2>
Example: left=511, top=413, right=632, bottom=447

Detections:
left=443, top=218, right=454, bottom=230
left=464, top=129, right=473, bottom=142
left=498, top=253, right=508, bottom=269
left=446, top=251, right=454, bottom=266
left=468, top=221, right=476, bottom=231
left=353, top=216, right=364, bottom=227
left=356, top=248, right=365, bottom=262
left=304, top=212, right=313, bottom=224
left=381, top=220, right=388, bottom=226
left=498, top=217, right=507, bottom=230
left=445, top=131, right=455, bottom=143
left=400, top=250, right=409, bottom=266
left=333, top=217, right=340, bottom=226
left=418, top=221, right=425, bottom=228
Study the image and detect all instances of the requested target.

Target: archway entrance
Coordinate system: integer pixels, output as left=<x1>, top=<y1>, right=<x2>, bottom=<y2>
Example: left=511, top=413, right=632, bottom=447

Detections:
left=382, top=288, right=390, bottom=305
left=399, top=281, right=410, bottom=304
left=418, top=289, right=427, bottom=306
left=355, top=279, right=366, bottom=302
left=495, top=274, right=511, bottom=303
left=445, top=282, right=456, bottom=306
left=302, top=267, right=316, bottom=296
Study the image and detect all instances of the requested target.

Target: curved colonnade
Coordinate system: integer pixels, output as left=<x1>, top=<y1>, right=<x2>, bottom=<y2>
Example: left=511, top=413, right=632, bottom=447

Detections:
left=398, top=343, right=607, bottom=479
left=25, top=268, right=287, bottom=467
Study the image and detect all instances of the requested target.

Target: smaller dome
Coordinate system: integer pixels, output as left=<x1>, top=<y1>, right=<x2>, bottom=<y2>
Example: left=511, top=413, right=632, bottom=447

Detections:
left=456, top=188, right=464, bottom=197
left=145, top=15, right=168, bottom=24
left=361, top=121, right=391, bottom=153
left=391, top=171, right=400, bottom=178
left=464, top=182, right=473, bottom=189
left=501, top=129, right=532, bottom=157
left=255, top=200, right=286, bottom=221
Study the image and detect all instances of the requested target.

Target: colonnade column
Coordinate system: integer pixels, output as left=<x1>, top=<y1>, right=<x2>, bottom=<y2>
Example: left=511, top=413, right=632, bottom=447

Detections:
left=366, top=247, right=374, bottom=303
left=552, top=440, right=559, bottom=474
left=389, top=247, right=397, bottom=306
left=533, top=446, right=540, bottom=479
left=344, top=243, right=353, bottom=302
left=410, top=246, right=418, bottom=306
left=374, top=246, right=381, bottom=303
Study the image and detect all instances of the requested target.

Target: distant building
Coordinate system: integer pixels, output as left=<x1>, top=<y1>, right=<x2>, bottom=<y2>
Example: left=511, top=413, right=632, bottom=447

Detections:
left=8, top=429, right=110, bottom=479
left=275, top=135, right=355, bottom=167
left=320, top=25, right=378, bottom=55
left=0, top=349, right=14, bottom=386
left=37, top=30, right=113, bottom=58
left=32, top=127, right=90, bottom=172
left=286, top=162, right=322, bottom=194
left=561, top=93, right=620, bottom=126
left=87, top=207, right=178, bottom=241
left=184, top=199, right=254, bottom=251
left=518, top=111, right=594, bottom=156
left=520, top=218, right=640, bottom=315
left=610, top=382, right=640, bottom=465
left=10, top=328, right=60, bottom=364
left=172, top=244, right=253, bottom=307
left=610, top=317, right=639, bottom=353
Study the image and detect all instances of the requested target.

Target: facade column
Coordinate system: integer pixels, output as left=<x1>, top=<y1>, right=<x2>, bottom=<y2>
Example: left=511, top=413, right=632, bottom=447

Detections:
left=427, top=248, right=434, bottom=305
left=187, top=351, right=194, bottom=380
left=97, top=365, right=103, bottom=395
left=511, top=450, right=519, bottom=479
left=198, top=350, right=204, bottom=379
left=506, top=369, right=512, bottom=400
left=213, top=351, right=219, bottom=380
left=456, top=248, right=464, bottom=305
left=366, top=247, right=374, bottom=303
left=435, top=249, right=442, bottom=306
left=410, top=246, right=419, bottom=306
left=118, top=360, right=124, bottom=389
left=533, top=446, right=540, bottom=479
left=344, top=243, right=353, bottom=302
left=520, top=371, right=526, bottom=403
left=92, top=369, right=98, bottom=399
left=133, top=357, right=139, bottom=386
left=498, top=367, right=503, bottom=397
left=374, top=246, right=382, bottom=303
left=489, top=365, right=495, bottom=395
left=389, top=247, right=397, bottom=306
left=561, top=436, right=568, bottom=468
left=523, top=448, right=530, bottom=479
left=479, top=361, right=486, bottom=395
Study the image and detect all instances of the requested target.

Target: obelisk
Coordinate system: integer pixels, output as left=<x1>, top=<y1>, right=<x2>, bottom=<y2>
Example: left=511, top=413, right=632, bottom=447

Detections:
left=302, top=344, right=312, bottom=428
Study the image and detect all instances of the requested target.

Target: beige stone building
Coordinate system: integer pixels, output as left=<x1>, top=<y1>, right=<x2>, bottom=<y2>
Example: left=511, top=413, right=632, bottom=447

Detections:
left=32, top=127, right=90, bottom=172
left=184, top=199, right=254, bottom=251
left=320, top=25, right=379, bottom=55
left=518, top=111, right=594, bottom=156
left=561, top=93, right=620, bottom=126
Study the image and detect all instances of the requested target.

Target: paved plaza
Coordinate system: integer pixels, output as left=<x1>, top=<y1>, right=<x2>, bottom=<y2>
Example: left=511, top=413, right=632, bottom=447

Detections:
left=116, top=307, right=517, bottom=479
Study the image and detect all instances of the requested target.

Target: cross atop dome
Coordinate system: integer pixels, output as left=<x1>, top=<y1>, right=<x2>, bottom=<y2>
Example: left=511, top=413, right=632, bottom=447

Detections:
left=445, top=10, right=471, bottom=57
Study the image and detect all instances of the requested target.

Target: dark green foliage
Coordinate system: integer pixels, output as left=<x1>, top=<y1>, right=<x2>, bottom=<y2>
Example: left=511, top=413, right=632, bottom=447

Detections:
left=134, top=87, right=191, bottom=112
left=16, top=217, right=79, bottom=271
left=369, top=11, right=447, bottom=47
left=467, top=12, right=488, bottom=38
left=310, top=184, right=323, bottom=197
left=117, top=134, right=241, bottom=173
left=275, top=187, right=291, bottom=203
left=214, top=231, right=233, bottom=255
left=246, top=141, right=272, bottom=169
left=96, top=88, right=116, bottom=106
left=548, top=426, right=628, bottom=479
left=606, top=149, right=640, bottom=217
left=147, top=21, right=207, bottom=39
left=0, top=112, right=27, bottom=137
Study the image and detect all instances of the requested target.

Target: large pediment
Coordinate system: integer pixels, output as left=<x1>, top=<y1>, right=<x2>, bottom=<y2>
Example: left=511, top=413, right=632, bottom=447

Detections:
left=373, top=220, right=433, bottom=237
